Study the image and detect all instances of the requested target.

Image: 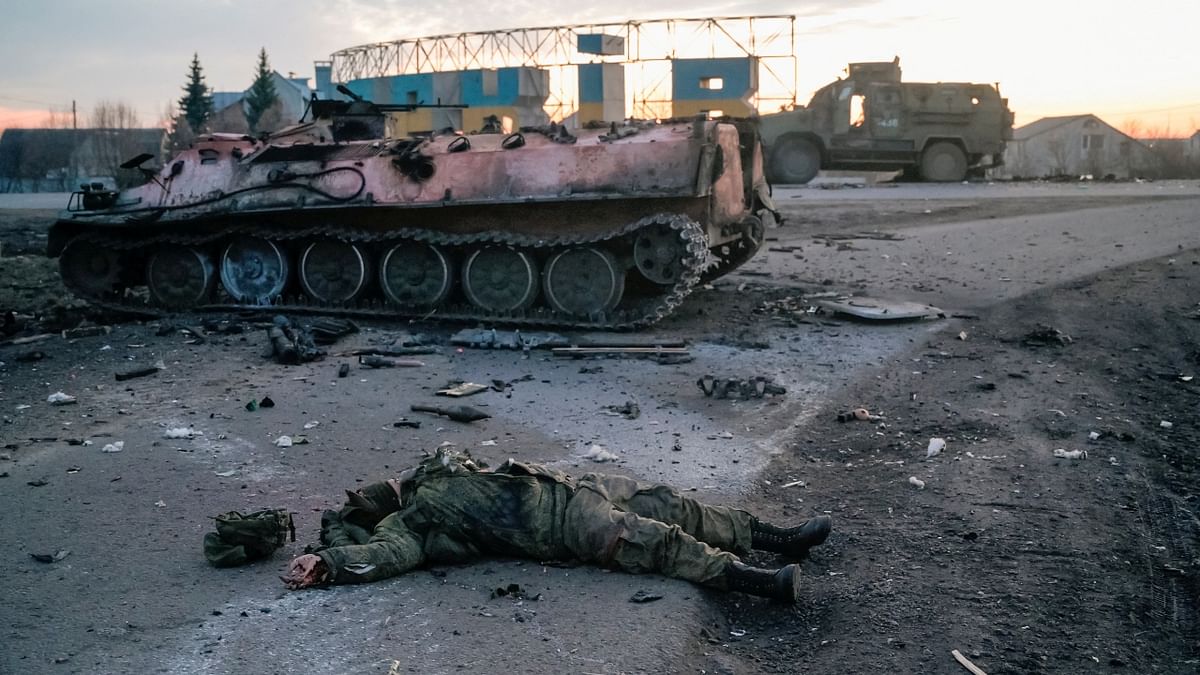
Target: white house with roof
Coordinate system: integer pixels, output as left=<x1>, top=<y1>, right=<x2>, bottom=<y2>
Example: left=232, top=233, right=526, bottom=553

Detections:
left=1003, top=114, right=1157, bottom=179
left=209, top=71, right=313, bottom=133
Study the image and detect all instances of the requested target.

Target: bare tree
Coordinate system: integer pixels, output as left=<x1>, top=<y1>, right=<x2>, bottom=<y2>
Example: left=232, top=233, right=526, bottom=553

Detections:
left=88, top=100, right=148, bottom=189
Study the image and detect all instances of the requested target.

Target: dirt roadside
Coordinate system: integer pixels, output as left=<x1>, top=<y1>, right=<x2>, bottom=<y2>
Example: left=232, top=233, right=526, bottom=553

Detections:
left=703, top=252, right=1200, bottom=673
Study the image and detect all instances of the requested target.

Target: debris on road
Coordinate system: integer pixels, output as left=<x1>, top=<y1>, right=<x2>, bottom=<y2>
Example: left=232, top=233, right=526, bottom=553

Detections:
left=1159, top=420, right=1174, bottom=429
left=101, top=441, right=124, bottom=453
left=27, top=479, right=48, bottom=487
left=303, top=421, right=320, bottom=430
left=1022, top=324, right=1073, bottom=347
left=437, top=382, right=489, bottom=397
left=926, top=437, right=946, bottom=458
left=837, top=408, right=881, bottom=422
left=392, top=419, right=421, bottom=429
left=697, top=375, right=786, bottom=400
left=583, top=444, right=619, bottom=462
left=951, top=649, right=989, bottom=675
left=554, top=346, right=690, bottom=360
left=629, top=590, right=663, bottom=603
left=62, top=325, right=111, bottom=339
left=46, top=392, right=77, bottom=405
left=164, top=428, right=201, bottom=439
left=451, top=328, right=569, bottom=350
left=267, top=316, right=324, bottom=364
left=359, top=355, right=425, bottom=368
left=602, top=401, right=641, bottom=419
left=1053, top=448, right=1088, bottom=459
left=338, top=363, right=350, bottom=378
left=308, top=318, right=358, bottom=345
left=30, top=549, right=71, bottom=564
left=490, top=583, right=541, bottom=601
left=259, top=396, right=275, bottom=409
left=908, top=476, right=926, bottom=489
left=817, top=297, right=944, bottom=321
left=14, top=350, right=47, bottom=362
left=115, top=364, right=162, bottom=381
left=411, top=404, right=490, bottom=423
left=339, top=346, right=438, bottom=357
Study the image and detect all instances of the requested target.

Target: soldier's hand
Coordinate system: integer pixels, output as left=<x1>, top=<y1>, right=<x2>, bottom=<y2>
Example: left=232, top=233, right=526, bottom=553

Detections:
left=282, top=554, right=328, bottom=589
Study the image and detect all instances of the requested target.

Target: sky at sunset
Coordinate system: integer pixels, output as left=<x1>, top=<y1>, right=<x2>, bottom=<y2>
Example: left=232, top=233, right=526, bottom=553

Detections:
left=2, top=0, right=1197, bottom=136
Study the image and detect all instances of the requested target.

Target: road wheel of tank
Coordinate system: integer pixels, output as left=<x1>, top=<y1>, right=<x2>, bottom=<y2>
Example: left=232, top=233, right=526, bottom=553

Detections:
left=634, top=223, right=688, bottom=285
left=220, top=237, right=290, bottom=304
left=60, top=239, right=124, bottom=297
left=146, top=245, right=215, bottom=308
left=769, top=137, right=821, bottom=184
left=461, top=246, right=539, bottom=312
left=379, top=243, right=454, bottom=308
left=542, top=247, right=625, bottom=317
left=298, top=240, right=369, bottom=304
left=920, top=142, right=968, bottom=182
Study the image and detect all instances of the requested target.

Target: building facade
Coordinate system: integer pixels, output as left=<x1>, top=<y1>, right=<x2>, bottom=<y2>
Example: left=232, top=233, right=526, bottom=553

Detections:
left=1003, top=114, right=1156, bottom=179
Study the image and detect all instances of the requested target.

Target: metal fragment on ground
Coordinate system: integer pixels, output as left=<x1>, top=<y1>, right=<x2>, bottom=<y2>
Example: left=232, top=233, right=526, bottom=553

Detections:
left=817, top=297, right=944, bottom=321
left=697, top=375, right=786, bottom=400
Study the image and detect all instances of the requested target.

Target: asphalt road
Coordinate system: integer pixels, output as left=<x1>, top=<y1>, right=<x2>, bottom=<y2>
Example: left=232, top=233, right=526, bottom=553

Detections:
left=2, top=182, right=1198, bottom=674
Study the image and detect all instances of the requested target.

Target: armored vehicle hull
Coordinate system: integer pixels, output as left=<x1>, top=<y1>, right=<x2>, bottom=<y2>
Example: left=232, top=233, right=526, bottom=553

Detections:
left=49, top=115, right=773, bottom=329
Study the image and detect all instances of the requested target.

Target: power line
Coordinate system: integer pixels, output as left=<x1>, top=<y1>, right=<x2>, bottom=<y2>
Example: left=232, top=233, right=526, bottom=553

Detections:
left=0, top=94, right=68, bottom=108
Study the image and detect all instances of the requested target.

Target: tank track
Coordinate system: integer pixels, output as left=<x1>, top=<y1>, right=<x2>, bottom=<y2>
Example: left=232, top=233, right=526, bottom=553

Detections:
left=58, top=212, right=715, bottom=330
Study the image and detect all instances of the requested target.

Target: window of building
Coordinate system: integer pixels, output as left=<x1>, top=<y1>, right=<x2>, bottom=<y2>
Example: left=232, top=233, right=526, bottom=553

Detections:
left=1083, top=134, right=1104, bottom=150
left=699, top=77, right=724, bottom=90
left=406, top=90, right=418, bottom=105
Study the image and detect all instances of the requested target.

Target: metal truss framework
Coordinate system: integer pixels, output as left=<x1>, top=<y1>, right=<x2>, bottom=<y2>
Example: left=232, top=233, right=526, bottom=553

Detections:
left=329, top=16, right=797, bottom=120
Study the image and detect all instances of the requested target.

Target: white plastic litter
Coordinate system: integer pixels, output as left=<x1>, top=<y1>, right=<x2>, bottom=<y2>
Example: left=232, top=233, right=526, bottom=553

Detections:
left=303, top=421, right=320, bottom=430
left=926, top=437, right=946, bottom=458
left=583, top=444, right=619, bottom=463
left=1088, top=431, right=1101, bottom=441
left=164, top=427, right=201, bottom=439
left=1159, top=420, right=1174, bottom=429
left=47, top=392, right=77, bottom=405
left=908, top=476, right=926, bottom=489
left=101, top=441, right=124, bottom=453
left=1053, top=448, right=1087, bottom=459
left=274, top=436, right=294, bottom=448
left=480, top=440, right=497, bottom=446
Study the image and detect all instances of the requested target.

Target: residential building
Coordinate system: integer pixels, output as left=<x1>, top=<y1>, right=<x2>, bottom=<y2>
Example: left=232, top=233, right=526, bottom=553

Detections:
left=1003, top=114, right=1156, bottom=179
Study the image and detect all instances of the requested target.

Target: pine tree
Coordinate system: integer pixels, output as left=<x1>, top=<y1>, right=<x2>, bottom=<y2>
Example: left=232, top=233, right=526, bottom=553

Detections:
left=178, top=53, right=213, bottom=133
left=244, top=48, right=279, bottom=133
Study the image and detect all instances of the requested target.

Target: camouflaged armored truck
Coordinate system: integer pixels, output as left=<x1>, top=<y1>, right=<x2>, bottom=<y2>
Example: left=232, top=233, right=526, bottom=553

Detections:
left=760, top=59, right=1013, bottom=184
left=48, top=90, right=774, bottom=329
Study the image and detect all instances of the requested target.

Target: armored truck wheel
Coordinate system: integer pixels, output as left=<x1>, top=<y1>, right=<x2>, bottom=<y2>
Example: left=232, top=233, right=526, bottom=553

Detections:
left=920, top=142, right=968, bottom=182
left=769, top=137, right=821, bottom=184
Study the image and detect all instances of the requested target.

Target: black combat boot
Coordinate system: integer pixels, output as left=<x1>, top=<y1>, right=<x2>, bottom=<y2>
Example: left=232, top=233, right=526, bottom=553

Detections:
left=723, top=561, right=802, bottom=602
left=751, top=515, right=832, bottom=558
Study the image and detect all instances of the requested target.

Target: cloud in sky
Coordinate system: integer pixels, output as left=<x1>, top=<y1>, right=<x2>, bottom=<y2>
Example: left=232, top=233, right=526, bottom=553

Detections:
left=2, top=1, right=1198, bottom=133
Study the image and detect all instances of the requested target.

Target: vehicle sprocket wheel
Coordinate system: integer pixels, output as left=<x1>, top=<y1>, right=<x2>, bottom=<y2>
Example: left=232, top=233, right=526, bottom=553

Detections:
left=461, top=246, right=539, bottom=312
left=298, top=240, right=369, bottom=304
left=60, top=239, right=124, bottom=297
left=146, top=245, right=215, bottom=308
left=220, top=237, right=290, bottom=304
left=634, top=223, right=687, bottom=285
left=542, top=246, right=625, bottom=317
left=379, top=243, right=454, bottom=308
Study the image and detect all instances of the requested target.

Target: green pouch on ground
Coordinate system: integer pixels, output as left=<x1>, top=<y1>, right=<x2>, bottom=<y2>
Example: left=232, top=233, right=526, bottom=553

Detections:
left=203, top=508, right=295, bottom=568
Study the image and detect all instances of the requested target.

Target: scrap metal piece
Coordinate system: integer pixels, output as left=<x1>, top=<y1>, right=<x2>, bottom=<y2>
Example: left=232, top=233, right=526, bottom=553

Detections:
left=410, top=404, right=490, bottom=423
left=437, top=382, right=489, bottom=397
left=817, top=297, right=944, bottom=321
left=697, top=375, right=786, bottom=400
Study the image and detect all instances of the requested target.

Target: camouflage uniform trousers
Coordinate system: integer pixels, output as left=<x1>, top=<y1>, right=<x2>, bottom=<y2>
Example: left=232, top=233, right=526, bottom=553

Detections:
left=562, top=472, right=753, bottom=587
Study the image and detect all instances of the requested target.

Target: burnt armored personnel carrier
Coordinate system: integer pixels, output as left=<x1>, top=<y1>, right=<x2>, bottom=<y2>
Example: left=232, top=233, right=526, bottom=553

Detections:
left=48, top=93, right=774, bottom=329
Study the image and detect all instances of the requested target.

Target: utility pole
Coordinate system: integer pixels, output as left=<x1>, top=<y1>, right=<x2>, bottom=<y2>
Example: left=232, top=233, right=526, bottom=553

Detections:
left=72, top=100, right=77, bottom=130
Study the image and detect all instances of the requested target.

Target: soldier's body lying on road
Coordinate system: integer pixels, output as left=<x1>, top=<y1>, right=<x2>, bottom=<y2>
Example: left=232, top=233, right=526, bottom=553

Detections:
left=283, top=450, right=831, bottom=602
